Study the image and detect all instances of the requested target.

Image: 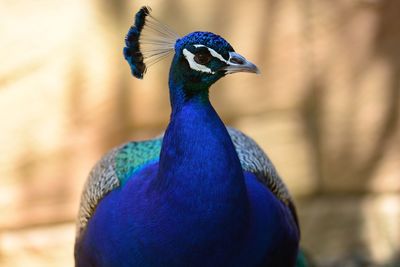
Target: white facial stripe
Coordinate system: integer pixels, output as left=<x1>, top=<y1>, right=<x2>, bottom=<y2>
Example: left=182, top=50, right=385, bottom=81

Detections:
left=183, top=48, right=215, bottom=74
left=209, top=48, right=229, bottom=64
left=193, top=44, right=229, bottom=64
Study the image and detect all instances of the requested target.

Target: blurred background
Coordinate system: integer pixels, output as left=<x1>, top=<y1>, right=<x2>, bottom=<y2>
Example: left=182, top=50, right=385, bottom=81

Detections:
left=1, top=0, right=399, bottom=266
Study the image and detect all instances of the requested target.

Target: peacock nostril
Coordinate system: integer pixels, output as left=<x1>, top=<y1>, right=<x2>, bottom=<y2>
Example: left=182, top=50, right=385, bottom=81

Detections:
left=230, top=57, right=245, bottom=65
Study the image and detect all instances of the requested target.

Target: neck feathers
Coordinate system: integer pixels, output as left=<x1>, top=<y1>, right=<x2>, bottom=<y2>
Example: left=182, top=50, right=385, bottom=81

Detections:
left=155, top=76, right=248, bottom=215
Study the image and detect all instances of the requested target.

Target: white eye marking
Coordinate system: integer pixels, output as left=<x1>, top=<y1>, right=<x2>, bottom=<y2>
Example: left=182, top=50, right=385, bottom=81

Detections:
left=193, top=44, right=229, bottom=64
left=183, top=48, right=215, bottom=74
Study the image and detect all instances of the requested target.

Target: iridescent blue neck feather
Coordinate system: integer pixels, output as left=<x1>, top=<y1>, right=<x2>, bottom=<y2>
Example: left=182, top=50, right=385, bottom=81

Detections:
left=153, top=38, right=250, bottom=232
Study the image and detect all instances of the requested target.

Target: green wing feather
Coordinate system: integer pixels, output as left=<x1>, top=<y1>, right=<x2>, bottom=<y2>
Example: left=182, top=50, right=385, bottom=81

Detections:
left=115, top=138, right=163, bottom=185
left=296, top=249, right=313, bottom=267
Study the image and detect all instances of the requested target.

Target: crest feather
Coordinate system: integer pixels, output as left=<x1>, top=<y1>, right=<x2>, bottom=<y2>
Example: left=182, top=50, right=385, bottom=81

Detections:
left=123, top=6, right=179, bottom=79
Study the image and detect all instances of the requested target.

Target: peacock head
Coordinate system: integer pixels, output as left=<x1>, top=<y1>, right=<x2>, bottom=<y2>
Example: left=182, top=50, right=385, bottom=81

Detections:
left=124, top=6, right=259, bottom=90
left=171, top=31, right=259, bottom=90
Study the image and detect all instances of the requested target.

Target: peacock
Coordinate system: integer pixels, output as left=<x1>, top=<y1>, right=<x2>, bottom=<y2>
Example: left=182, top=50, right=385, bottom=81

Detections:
left=75, top=6, right=309, bottom=267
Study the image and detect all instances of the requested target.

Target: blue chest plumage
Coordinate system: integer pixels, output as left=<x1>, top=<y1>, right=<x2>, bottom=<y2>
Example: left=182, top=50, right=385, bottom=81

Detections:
left=78, top=170, right=298, bottom=267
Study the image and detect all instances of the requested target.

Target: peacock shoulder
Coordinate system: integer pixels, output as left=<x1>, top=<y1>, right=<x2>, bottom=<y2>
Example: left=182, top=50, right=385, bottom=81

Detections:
left=76, top=137, right=162, bottom=235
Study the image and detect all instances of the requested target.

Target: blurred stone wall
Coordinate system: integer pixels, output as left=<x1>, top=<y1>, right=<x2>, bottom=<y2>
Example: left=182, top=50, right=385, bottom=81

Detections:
left=0, top=0, right=399, bottom=266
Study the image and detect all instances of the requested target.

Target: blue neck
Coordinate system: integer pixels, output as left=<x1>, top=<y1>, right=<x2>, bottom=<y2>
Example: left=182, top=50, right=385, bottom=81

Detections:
left=154, top=63, right=249, bottom=221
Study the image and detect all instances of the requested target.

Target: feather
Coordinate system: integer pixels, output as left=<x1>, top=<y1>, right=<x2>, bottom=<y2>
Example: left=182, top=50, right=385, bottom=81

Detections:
left=123, top=6, right=179, bottom=79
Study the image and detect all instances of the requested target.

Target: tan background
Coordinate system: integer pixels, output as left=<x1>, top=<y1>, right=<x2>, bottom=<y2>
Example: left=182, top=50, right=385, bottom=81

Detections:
left=0, top=0, right=399, bottom=266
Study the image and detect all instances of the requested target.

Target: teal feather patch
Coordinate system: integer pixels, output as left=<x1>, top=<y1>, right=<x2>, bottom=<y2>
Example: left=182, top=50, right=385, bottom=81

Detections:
left=296, top=249, right=313, bottom=267
left=115, top=138, right=162, bottom=185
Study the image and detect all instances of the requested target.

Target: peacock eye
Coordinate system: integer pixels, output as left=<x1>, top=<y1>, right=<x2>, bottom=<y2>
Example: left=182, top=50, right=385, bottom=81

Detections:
left=194, top=50, right=212, bottom=65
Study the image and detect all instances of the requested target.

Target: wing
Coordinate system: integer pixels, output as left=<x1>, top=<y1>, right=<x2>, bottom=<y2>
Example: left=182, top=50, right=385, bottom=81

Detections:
left=226, top=127, right=292, bottom=204
left=76, top=137, right=162, bottom=236
left=76, top=127, right=297, bottom=236
left=226, top=127, right=299, bottom=229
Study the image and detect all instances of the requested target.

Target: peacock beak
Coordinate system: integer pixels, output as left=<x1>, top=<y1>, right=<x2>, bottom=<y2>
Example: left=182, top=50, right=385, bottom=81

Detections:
left=222, top=52, right=260, bottom=75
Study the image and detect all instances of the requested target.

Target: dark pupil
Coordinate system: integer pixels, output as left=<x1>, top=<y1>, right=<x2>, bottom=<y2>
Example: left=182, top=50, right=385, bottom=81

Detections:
left=194, top=50, right=212, bottom=65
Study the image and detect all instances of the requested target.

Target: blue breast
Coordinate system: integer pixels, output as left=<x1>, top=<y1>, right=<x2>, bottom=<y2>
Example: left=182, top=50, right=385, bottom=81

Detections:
left=77, top=164, right=298, bottom=267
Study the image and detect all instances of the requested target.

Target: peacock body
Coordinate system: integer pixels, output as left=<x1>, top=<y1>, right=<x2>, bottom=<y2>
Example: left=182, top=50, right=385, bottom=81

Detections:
left=75, top=6, right=301, bottom=267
